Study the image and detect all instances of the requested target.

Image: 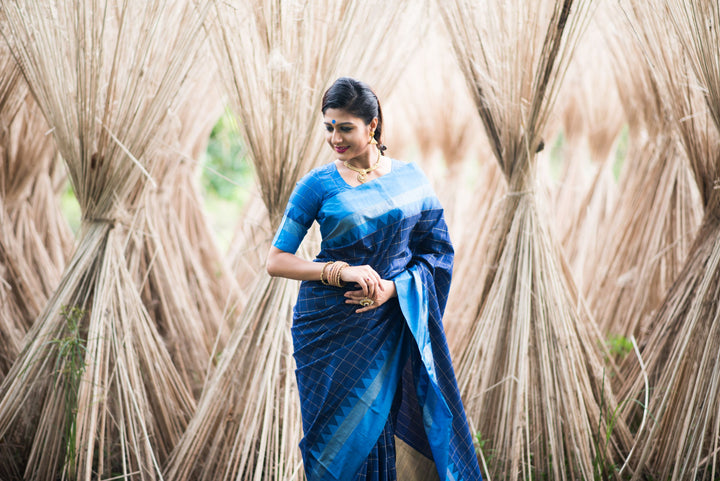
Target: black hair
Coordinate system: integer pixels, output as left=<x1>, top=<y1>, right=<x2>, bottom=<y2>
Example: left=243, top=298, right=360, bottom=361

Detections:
left=321, top=77, right=387, bottom=155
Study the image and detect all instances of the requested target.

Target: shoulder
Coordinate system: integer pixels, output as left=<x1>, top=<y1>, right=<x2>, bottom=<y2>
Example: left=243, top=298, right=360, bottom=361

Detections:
left=390, top=159, right=435, bottom=196
left=299, top=161, right=335, bottom=183
left=391, top=158, right=431, bottom=183
left=391, top=159, right=443, bottom=209
left=294, top=162, right=336, bottom=192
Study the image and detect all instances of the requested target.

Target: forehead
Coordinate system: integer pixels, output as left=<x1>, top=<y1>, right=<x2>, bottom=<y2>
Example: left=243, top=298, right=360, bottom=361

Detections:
left=323, top=108, right=364, bottom=124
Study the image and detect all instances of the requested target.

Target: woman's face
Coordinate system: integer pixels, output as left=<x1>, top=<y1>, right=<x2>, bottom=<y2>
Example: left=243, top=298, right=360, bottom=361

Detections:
left=323, top=108, right=377, bottom=160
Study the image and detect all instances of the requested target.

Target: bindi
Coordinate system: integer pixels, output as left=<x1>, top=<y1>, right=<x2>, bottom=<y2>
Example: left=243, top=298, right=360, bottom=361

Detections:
left=331, top=119, right=336, bottom=124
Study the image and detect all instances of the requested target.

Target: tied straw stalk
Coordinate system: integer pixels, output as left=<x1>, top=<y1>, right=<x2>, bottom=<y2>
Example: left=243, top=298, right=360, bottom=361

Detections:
left=0, top=44, right=71, bottom=380
left=439, top=0, right=633, bottom=479
left=164, top=1, right=422, bottom=479
left=554, top=15, right=624, bottom=292
left=583, top=2, right=702, bottom=341
left=384, top=6, right=493, bottom=247
left=619, top=1, right=720, bottom=479
left=125, top=60, right=239, bottom=398
left=0, top=93, right=68, bottom=380
left=0, top=1, right=209, bottom=478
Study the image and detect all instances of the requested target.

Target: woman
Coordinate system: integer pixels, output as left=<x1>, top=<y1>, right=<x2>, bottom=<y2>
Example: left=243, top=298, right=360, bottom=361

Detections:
left=267, top=77, right=482, bottom=481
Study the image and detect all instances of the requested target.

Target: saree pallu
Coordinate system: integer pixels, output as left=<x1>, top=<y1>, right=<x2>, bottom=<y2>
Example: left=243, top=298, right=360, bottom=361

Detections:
left=274, top=160, right=482, bottom=481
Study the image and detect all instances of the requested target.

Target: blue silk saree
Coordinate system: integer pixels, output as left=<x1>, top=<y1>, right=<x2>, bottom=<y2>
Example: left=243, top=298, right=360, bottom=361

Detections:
left=273, top=159, right=482, bottom=481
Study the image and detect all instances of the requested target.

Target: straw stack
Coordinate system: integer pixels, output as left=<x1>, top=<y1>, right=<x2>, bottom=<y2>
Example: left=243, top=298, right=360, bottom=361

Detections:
left=555, top=19, right=623, bottom=291
left=226, top=189, right=271, bottom=293
left=584, top=2, right=702, bottom=341
left=380, top=11, right=505, bottom=351
left=124, top=61, right=238, bottom=398
left=619, top=1, right=720, bottom=478
left=0, top=46, right=69, bottom=380
left=439, top=1, right=633, bottom=478
left=164, top=2, right=419, bottom=478
left=390, top=10, right=489, bottom=244
left=0, top=1, right=208, bottom=478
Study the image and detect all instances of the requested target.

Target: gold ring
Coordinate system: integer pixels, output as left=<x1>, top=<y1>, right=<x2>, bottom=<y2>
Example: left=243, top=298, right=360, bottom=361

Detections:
left=359, top=298, right=374, bottom=307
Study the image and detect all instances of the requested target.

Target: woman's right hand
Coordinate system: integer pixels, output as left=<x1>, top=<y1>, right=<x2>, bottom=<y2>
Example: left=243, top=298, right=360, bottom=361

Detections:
left=339, top=265, right=384, bottom=299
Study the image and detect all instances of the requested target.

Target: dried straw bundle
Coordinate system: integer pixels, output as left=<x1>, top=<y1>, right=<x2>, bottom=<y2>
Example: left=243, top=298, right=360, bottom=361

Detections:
left=165, top=2, right=417, bottom=478
left=388, top=10, right=488, bottom=243
left=0, top=97, right=64, bottom=379
left=0, top=45, right=70, bottom=380
left=443, top=156, right=505, bottom=353
left=439, top=1, right=633, bottom=478
left=0, top=1, right=209, bottom=478
left=226, top=189, right=273, bottom=293
left=124, top=63, right=237, bottom=397
left=395, top=34, right=503, bottom=349
left=556, top=22, right=623, bottom=292
left=618, top=1, right=720, bottom=478
left=586, top=1, right=702, bottom=341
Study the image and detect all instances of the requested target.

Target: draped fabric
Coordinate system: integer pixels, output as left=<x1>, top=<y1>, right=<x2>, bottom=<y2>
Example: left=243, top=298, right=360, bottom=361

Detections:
left=273, top=159, right=482, bottom=481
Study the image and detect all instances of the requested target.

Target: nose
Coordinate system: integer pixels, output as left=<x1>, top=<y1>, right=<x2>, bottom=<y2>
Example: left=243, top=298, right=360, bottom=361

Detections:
left=331, top=129, right=342, bottom=144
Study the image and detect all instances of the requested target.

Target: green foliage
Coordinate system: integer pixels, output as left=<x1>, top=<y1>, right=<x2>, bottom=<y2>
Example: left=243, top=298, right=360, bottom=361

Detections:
left=612, top=125, right=629, bottom=182
left=60, top=183, right=81, bottom=234
left=474, top=431, right=497, bottom=475
left=548, top=131, right=566, bottom=181
left=606, top=334, right=634, bottom=360
left=201, top=109, right=253, bottom=202
left=50, top=305, right=88, bottom=478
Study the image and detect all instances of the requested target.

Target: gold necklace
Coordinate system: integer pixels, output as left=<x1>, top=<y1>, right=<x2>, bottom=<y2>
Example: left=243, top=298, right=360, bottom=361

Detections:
left=344, top=150, right=381, bottom=183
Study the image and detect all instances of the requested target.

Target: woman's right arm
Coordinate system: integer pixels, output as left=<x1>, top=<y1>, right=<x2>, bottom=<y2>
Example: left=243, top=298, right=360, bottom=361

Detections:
left=266, top=246, right=325, bottom=281
left=266, top=246, right=384, bottom=299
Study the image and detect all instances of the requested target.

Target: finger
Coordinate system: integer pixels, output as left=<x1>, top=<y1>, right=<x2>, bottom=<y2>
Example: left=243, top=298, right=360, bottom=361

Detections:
left=344, top=289, right=364, bottom=298
left=368, top=275, right=379, bottom=297
left=361, top=278, right=370, bottom=297
left=365, top=278, right=375, bottom=299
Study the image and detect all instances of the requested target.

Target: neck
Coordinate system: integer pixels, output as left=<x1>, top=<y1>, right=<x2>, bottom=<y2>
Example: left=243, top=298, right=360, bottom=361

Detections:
left=346, top=146, right=379, bottom=169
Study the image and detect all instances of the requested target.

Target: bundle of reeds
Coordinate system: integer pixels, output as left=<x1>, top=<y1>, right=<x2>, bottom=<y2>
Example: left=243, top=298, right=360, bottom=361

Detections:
left=618, top=1, right=720, bottom=478
left=553, top=18, right=624, bottom=291
left=226, top=189, right=271, bottom=292
left=379, top=11, right=505, bottom=352
left=0, top=1, right=209, bottom=478
left=164, top=2, right=418, bottom=478
left=582, top=2, right=703, bottom=341
left=390, top=10, right=488, bottom=242
left=439, top=1, right=633, bottom=478
left=124, top=61, right=238, bottom=398
left=0, top=44, right=71, bottom=380
left=0, top=98, right=62, bottom=378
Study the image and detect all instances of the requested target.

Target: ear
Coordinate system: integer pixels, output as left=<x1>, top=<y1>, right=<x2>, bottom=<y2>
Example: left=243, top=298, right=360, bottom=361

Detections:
left=370, top=117, right=379, bottom=131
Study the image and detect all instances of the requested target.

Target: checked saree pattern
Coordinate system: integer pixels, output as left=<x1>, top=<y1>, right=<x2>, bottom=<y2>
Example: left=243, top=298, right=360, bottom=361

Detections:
left=273, top=159, right=482, bottom=481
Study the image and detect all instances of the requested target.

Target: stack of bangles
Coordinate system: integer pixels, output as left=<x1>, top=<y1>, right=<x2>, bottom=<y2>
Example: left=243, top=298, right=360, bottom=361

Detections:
left=320, top=261, right=349, bottom=288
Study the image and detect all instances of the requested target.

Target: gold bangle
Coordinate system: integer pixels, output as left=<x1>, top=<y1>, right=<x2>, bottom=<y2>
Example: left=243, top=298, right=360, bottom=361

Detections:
left=320, top=261, right=332, bottom=285
left=335, top=265, right=347, bottom=287
left=330, top=262, right=341, bottom=287
left=328, top=261, right=348, bottom=288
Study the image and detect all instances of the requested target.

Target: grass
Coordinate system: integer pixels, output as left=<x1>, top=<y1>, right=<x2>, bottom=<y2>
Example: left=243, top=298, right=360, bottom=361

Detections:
left=50, top=305, right=88, bottom=478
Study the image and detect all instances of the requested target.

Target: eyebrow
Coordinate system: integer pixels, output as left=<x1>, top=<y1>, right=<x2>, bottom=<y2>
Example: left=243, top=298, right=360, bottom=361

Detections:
left=323, top=121, right=354, bottom=126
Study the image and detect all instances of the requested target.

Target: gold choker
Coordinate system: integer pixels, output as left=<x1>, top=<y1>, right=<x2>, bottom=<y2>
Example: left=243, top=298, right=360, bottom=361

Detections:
left=344, top=150, right=381, bottom=183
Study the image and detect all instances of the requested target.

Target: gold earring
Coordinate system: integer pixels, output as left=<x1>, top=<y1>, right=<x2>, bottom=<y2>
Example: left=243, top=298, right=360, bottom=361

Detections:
left=370, top=131, right=378, bottom=145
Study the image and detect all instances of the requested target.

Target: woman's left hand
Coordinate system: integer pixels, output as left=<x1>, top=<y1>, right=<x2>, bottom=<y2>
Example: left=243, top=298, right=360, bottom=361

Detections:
left=345, top=279, right=397, bottom=313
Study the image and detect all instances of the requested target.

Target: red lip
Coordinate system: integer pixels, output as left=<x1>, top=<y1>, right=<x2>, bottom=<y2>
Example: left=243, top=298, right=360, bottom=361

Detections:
left=335, top=146, right=348, bottom=153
